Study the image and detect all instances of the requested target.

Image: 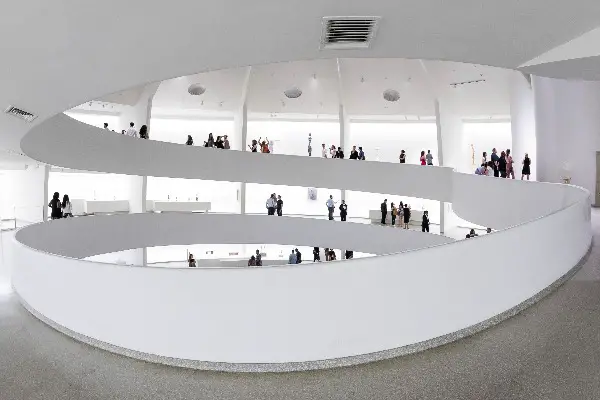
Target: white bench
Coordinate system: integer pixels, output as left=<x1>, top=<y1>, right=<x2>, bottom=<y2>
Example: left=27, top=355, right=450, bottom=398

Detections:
left=146, top=201, right=211, bottom=213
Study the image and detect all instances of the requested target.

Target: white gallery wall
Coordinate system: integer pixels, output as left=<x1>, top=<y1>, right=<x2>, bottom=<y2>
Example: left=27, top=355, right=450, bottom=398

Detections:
left=64, top=112, right=120, bottom=132
left=48, top=172, right=131, bottom=202
left=247, top=120, right=339, bottom=156
left=349, top=122, right=438, bottom=164
left=147, top=177, right=240, bottom=213
left=0, top=167, right=47, bottom=223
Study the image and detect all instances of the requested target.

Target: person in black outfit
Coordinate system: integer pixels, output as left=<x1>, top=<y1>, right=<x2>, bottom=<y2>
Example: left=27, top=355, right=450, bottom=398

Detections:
left=403, top=204, right=411, bottom=229
left=349, top=146, right=359, bottom=160
left=48, top=192, right=62, bottom=220
left=186, top=135, right=193, bottom=145
left=522, top=153, right=532, bottom=180
left=339, top=200, right=348, bottom=221
left=215, top=136, right=224, bottom=149
left=498, top=151, right=507, bottom=178
left=295, top=248, right=302, bottom=264
left=336, top=147, right=345, bottom=159
left=345, top=250, right=354, bottom=259
left=139, top=125, right=149, bottom=139
left=490, top=148, right=500, bottom=177
left=358, top=147, right=365, bottom=160
left=313, top=247, right=320, bottom=262
left=381, top=199, right=388, bottom=225
left=422, top=210, right=430, bottom=232
left=276, top=195, right=283, bottom=216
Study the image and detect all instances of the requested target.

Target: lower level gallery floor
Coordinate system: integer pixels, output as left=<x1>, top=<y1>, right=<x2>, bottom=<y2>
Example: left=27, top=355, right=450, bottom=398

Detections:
left=1, top=211, right=600, bottom=399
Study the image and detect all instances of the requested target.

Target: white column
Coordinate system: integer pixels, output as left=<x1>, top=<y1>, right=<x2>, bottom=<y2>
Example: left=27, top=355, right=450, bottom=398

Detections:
left=435, top=99, right=465, bottom=234
left=339, top=104, right=349, bottom=202
left=510, top=72, right=536, bottom=180
left=118, top=83, right=159, bottom=214
left=236, top=104, right=248, bottom=214
left=533, top=76, right=600, bottom=198
left=42, top=165, right=50, bottom=221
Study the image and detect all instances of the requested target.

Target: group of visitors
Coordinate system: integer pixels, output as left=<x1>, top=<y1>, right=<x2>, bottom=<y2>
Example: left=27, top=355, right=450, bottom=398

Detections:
left=320, top=144, right=365, bottom=160
left=265, top=193, right=284, bottom=216
left=381, top=200, right=429, bottom=231
left=325, top=196, right=348, bottom=221
left=398, top=150, right=434, bottom=165
left=476, top=148, right=531, bottom=180
left=187, top=133, right=230, bottom=149
left=288, top=248, right=302, bottom=264
left=248, top=249, right=264, bottom=266
left=104, top=122, right=149, bottom=139
left=249, top=138, right=272, bottom=153
left=48, top=192, right=73, bottom=220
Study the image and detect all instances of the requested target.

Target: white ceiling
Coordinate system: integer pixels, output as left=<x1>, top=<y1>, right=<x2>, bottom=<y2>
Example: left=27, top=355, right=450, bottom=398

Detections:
left=151, top=58, right=511, bottom=117
left=1, top=0, right=600, bottom=168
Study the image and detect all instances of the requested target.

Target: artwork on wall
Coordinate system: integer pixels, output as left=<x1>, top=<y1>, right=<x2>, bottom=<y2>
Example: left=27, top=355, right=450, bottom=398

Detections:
left=308, top=187, right=318, bottom=201
left=471, top=144, right=475, bottom=166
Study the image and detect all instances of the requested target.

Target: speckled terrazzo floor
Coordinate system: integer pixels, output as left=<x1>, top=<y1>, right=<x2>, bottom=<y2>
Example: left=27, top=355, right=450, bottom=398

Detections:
left=1, top=212, right=600, bottom=399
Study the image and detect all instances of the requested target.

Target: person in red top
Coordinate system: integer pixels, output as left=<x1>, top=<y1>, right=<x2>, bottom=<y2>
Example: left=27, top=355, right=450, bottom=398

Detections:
left=420, top=151, right=426, bottom=165
left=260, top=137, right=270, bottom=153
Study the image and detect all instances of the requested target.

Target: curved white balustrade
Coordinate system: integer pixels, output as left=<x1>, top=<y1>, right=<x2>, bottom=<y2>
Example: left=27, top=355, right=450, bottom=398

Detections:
left=16, top=213, right=452, bottom=259
left=10, top=146, right=592, bottom=370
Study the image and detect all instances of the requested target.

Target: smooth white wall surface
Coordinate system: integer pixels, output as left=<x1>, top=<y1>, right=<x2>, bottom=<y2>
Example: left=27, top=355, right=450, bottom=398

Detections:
left=533, top=76, right=600, bottom=197
left=463, top=122, right=512, bottom=171
left=64, top=112, right=120, bottom=132
left=245, top=184, right=341, bottom=216
left=149, top=117, right=235, bottom=147
left=0, top=167, right=47, bottom=223
left=48, top=172, right=131, bottom=202
left=11, top=181, right=590, bottom=364
left=16, top=213, right=452, bottom=260
left=147, top=177, right=240, bottom=213
left=510, top=72, right=536, bottom=180
left=22, top=114, right=455, bottom=202
left=349, top=122, right=438, bottom=164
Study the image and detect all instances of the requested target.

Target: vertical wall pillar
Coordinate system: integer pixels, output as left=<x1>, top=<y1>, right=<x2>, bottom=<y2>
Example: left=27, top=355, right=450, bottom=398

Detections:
left=118, top=83, right=159, bottom=214
left=42, top=165, right=50, bottom=221
left=339, top=104, right=349, bottom=202
left=510, top=72, right=536, bottom=180
left=435, top=99, right=465, bottom=234
left=236, top=103, right=248, bottom=214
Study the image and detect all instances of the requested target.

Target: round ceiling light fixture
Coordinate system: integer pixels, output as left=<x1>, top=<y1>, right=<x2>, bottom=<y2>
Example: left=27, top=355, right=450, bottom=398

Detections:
left=284, top=87, right=303, bottom=99
left=188, top=83, right=206, bottom=96
left=383, top=89, right=400, bottom=102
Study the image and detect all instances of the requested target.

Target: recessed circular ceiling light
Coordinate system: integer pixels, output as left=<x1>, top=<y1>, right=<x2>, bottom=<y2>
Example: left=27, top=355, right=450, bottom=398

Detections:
left=188, top=83, right=206, bottom=96
left=383, top=89, right=400, bottom=102
left=284, top=87, right=302, bottom=99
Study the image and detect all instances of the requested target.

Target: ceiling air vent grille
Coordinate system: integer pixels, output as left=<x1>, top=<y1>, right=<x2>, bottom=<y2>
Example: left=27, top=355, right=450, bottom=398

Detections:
left=4, top=106, right=37, bottom=123
left=321, top=16, right=380, bottom=50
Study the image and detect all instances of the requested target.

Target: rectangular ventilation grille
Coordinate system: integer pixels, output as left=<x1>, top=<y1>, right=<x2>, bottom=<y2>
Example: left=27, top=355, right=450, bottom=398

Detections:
left=321, top=17, right=380, bottom=50
left=4, top=106, right=37, bottom=122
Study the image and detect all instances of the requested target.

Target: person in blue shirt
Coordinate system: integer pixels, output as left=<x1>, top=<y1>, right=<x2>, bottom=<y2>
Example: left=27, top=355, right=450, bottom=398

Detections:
left=288, top=250, right=297, bottom=264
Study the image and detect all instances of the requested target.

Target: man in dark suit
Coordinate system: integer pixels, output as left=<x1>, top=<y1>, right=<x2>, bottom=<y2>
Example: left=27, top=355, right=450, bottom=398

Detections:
left=381, top=199, right=388, bottom=225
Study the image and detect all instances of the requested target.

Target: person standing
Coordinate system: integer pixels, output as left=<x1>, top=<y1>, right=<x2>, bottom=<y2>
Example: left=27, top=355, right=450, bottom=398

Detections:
left=349, top=146, right=359, bottom=160
left=420, top=151, right=426, bottom=165
left=358, top=146, right=365, bottom=160
left=255, top=249, right=262, bottom=266
left=206, top=133, right=215, bottom=148
left=223, top=135, right=230, bottom=149
left=403, top=204, right=411, bottom=229
left=248, top=256, right=256, bottom=266
left=48, top=192, right=62, bottom=220
left=266, top=194, right=277, bottom=215
left=426, top=150, right=433, bottom=165
left=380, top=199, right=388, bottom=225
left=288, top=250, right=297, bottom=264
left=399, top=150, right=406, bottom=164
left=321, top=143, right=327, bottom=158
left=336, top=146, right=345, bottom=159
left=422, top=211, right=430, bottom=232
left=498, top=151, right=507, bottom=178
left=482, top=151, right=488, bottom=165
left=186, top=135, right=194, bottom=145
left=326, top=195, right=337, bottom=220
left=313, top=247, right=321, bottom=262
left=126, top=122, right=138, bottom=138
left=491, top=148, right=500, bottom=177
left=295, top=248, right=302, bottom=264
left=522, top=153, right=531, bottom=180
left=339, top=200, right=348, bottom=221
left=506, top=149, right=515, bottom=179
left=308, top=133, right=312, bottom=156
left=103, top=122, right=109, bottom=130
left=188, top=254, right=197, bottom=268
left=61, top=194, right=73, bottom=218
left=276, top=195, right=283, bottom=216
left=215, top=136, right=224, bottom=149
left=139, top=125, right=149, bottom=139
left=391, top=202, right=397, bottom=226
left=249, top=139, right=258, bottom=152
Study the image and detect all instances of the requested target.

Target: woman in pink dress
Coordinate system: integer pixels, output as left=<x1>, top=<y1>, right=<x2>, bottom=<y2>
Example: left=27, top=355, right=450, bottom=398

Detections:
left=505, top=149, right=515, bottom=179
left=420, top=151, right=426, bottom=165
